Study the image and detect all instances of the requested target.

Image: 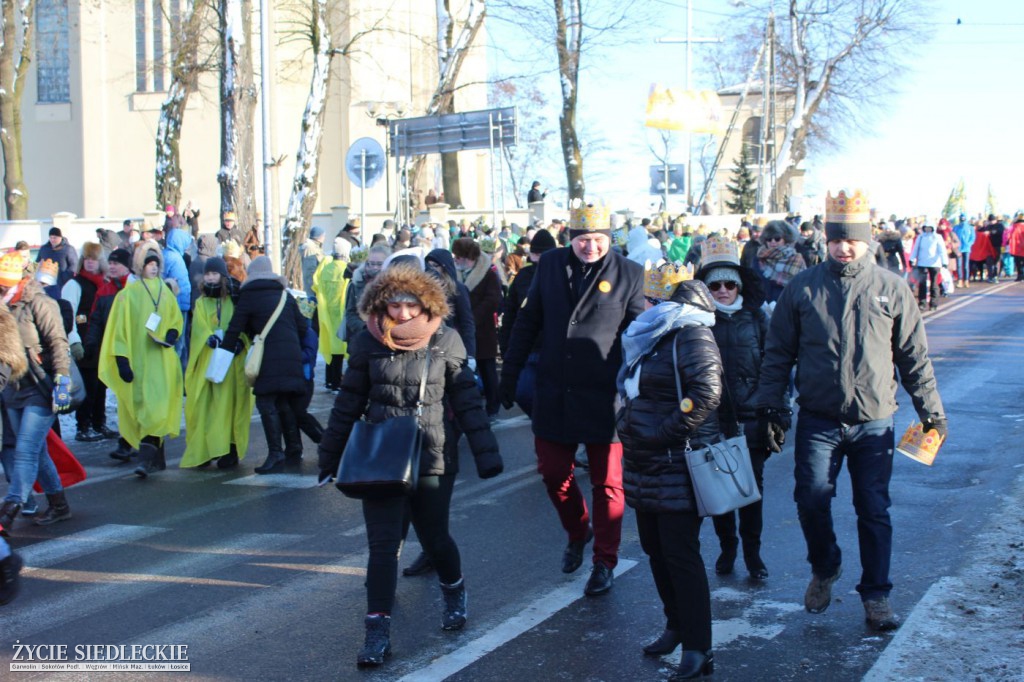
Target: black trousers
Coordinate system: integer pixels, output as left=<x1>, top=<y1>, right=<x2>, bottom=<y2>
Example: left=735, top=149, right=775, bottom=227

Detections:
left=255, top=392, right=303, bottom=455
left=636, top=509, right=712, bottom=651
left=477, top=357, right=499, bottom=416
left=916, top=266, right=939, bottom=302
left=362, top=474, right=460, bottom=614
left=326, top=354, right=344, bottom=388
left=75, top=365, right=107, bottom=431
left=712, top=433, right=768, bottom=567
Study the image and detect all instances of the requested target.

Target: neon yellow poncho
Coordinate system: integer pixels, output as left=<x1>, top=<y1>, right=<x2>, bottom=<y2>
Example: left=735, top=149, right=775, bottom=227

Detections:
left=181, top=295, right=255, bottom=467
left=97, top=277, right=184, bottom=448
left=312, top=257, right=349, bottom=359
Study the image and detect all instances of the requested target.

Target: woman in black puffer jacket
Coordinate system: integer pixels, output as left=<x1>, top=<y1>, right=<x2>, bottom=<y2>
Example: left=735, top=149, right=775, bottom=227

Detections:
left=616, top=274, right=722, bottom=681
left=697, top=249, right=771, bottom=581
left=317, top=262, right=502, bottom=669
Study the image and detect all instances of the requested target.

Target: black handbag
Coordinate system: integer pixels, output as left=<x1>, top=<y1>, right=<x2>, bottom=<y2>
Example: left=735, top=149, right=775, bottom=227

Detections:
left=335, top=351, right=430, bottom=499
left=27, top=352, right=86, bottom=414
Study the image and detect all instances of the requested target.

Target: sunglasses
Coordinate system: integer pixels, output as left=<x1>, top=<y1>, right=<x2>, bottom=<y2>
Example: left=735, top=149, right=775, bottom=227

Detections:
left=765, top=236, right=785, bottom=243
left=708, top=281, right=737, bottom=292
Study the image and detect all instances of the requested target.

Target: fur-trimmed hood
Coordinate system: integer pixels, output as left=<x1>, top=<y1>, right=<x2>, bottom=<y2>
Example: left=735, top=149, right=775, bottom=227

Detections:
left=358, top=263, right=450, bottom=321
left=0, top=303, right=28, bottom=382
left=133, top=241, right=164, bottom=275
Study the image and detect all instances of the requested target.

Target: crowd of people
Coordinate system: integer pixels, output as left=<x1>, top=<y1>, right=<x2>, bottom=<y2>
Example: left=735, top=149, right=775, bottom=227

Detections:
left=6, top=189, right=1014, bottom=678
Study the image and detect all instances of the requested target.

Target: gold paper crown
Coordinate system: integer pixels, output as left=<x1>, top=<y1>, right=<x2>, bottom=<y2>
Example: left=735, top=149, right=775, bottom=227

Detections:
left=479, top=237, right=499, bottom=254
left=569, top=200, right=611, bottom=232
left=896, top=422, right=945, bottom=465
left=701, top=236, right=739, bottom=269
left=349, top=246, right=369, bottom=263
left=825, top=189, right=870, bottom=224
left=644, top=261, right=693, bottom=301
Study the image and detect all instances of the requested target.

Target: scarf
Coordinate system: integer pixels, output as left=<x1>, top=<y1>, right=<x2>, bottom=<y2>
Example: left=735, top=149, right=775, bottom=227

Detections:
left=617, top=301, right=716, bottom=399
left=714, top=295, right=744, bottom=315
left=367, top=311, right=442, bottom=351
left=461, top=256, right=492, bottom=292
left=2, top=278, right=27, bottom=306
left=757, top=243, right=805, bottom=288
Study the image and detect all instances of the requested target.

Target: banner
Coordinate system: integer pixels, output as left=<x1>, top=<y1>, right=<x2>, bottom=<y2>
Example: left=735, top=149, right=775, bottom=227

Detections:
left=645, top=85, right=727, bottom=135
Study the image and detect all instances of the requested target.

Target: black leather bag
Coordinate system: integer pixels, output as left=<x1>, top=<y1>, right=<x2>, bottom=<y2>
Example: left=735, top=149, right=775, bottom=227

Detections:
left=335, top=352, right=430, bottom=499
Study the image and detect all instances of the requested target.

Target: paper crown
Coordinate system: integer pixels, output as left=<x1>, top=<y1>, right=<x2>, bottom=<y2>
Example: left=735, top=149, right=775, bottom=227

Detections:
left=825, top=189, right=870, bottom=224
left=478, top=237, right=499, bottom=254
left=349, top=246, right=369, bottom=263
left=896, top=421, right=945, bottom=466
left=701, top=235, right=739, bottom=269
left=38, top=259, right=60, bottom=278
left=222, top=211, right=237, bottom=222
left=569, top=199, right=611, bottom=233
left=644, top=261, right=693, bottom=301
left=0, top=252, right=25, bottom=286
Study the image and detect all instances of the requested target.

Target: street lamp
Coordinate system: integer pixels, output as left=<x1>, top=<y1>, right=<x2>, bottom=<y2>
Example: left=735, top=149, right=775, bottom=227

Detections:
left=359, top=101, right=408, bottom=214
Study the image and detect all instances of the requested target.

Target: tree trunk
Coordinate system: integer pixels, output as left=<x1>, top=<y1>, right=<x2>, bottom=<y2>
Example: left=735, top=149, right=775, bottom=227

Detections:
left=155, top=1, right=205, bottom=211
left=282, top=0, right=333, bottom=288
left=218, top=0, right=257, bottom=240
left=0, top=0, right=36, bottom=220
left=554, top=0, right=584, bottom=202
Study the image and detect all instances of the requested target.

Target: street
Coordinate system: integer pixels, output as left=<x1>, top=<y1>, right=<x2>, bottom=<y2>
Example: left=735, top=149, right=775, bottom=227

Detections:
left=2, top=280, right=1023, bottom=682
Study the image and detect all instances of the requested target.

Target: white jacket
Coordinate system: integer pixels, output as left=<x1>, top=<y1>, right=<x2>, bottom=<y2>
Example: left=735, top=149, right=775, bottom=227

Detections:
left=910, top=231, right=948, bottom=268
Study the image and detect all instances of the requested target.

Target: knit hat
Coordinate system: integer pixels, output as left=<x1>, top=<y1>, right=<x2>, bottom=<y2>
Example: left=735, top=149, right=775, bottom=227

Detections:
left=824, top=189, right=872, bottom=243
left=108, top=248, right=132, bottom=270
left=333, top=236, right=352, bottom=260
left=37, top=259, right=59, bottom=285
left=81, top=241, right=103, bottom=261
left=203, top=256, right=229, bottom=279
left=704, top=266, right=743, bottom=292
left=165, top=204, right=176, bottom=214
left=0, top=252, right=25, bottom=287
left=309, top=226, right=325, bottom=240
left=246, top=256, right=283, bottom=284
left=143, top=252, right=161, bottom=268
left=760, top=220, right=796, bottom=244
left=49, top=227, right=62, bottom=237
left=530, top=228, right=557, bottom=254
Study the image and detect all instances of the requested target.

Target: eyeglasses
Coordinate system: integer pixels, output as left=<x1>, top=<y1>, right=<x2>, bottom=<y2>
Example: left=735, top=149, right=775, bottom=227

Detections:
left=708, top=281, right=737, bottom=292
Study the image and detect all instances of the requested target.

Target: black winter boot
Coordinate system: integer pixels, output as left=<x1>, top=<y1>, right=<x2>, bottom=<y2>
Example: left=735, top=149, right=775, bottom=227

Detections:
left=0, top=551, right=23, bottom=605
left=0, top=501, right=22, bottom=538
left=440, top=578, right=468, bottom=630
left=254, top=451, right=286, bottom=474
left=134, top=441, right=160, bottom=478
left=217, top=444, right=240, bottom=469
left=356, top=614, right=392, bottom=667
left=34, top=491, right=72, bottom=526
left=283, top=421, right=303, bottom=463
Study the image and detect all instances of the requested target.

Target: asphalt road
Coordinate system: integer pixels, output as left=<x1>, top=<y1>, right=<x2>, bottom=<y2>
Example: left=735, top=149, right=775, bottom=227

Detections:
left=1, top=280, right=1022, bottom=682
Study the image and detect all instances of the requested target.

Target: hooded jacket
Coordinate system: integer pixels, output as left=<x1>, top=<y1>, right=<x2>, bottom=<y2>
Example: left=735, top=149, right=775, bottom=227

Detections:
left=755, top=255, right=944, bottom=424
left=36, top=237, right=79, bottom=288
left=318, top=266, right=500, bottom=477
left=4, top=279, right=69, bottom=409
left=163, top=227, right=193, bottom=311
left=0, top=303, right=28, bottom=390
left=188, top=234, right=219, bottom=307
left=425, top=248, right=477, bottom=357
left=909, top=229, right=949, bottom=268
left=952, top=219, right=975, bottom=253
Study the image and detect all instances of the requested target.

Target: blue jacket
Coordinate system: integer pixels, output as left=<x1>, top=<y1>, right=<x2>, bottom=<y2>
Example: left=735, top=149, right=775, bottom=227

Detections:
left=163, top=228, right=192, bottom=311
left=953, top=220, right=974, bottom=252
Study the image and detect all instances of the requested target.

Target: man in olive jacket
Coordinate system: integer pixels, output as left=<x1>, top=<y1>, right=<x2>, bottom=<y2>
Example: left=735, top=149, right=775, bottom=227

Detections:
left=500, top=204, right=644, bottom=597
left=755, top=190, right=946, bottom=632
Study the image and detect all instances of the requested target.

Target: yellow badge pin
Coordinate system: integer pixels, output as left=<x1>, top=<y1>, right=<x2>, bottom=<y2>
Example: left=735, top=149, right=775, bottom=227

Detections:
left=598, top=280, right=612, bottom=293
left=680, top=398, right=694, bottom=413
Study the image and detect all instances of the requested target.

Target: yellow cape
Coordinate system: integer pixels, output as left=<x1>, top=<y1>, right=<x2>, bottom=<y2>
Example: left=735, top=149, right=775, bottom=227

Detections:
left=181, top=295, right=255, bottom=467
left=312, top=257, right=349, bottom=359
left=97, top=277, right=184, bottom=448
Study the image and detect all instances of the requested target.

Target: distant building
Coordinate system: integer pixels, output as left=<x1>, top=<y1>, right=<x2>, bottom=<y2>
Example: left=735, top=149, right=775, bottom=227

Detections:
left=0, top=0, right=489, bottom=221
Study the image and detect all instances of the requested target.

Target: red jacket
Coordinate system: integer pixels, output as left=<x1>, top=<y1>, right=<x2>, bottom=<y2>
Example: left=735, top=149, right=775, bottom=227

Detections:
left=1008, top=221, right=1024, bottom=258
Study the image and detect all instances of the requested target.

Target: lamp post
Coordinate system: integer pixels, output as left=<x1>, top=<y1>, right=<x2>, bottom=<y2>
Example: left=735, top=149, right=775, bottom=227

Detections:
left=361, top=101, right=407, bottom=216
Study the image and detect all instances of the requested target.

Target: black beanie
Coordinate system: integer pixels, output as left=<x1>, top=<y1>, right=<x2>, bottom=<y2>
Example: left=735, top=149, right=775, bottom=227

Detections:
left=108, top=248, right=132, bottom=270
left=530, top=229, right=557, bottom=254
left=824, top=221, right=872, bottom=243
left=203, top=256, right=229, bottom=279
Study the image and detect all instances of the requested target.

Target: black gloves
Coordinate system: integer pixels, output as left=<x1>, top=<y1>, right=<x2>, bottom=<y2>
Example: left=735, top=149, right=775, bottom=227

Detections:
left=475, top=451, right=504, bottom=479
left=207, top=334, right=222, bottom=349
left=758, top=407, right=792, bottom=453
left=922, top=416, right=948, bottom=441
left=115, top=356, right=134, bottom=383
left=498, top=376, right=517, bottom=410
left=165, top=329, right=179, bottom=345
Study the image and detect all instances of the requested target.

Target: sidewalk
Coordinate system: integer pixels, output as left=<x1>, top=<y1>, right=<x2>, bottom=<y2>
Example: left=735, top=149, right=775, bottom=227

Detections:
left=864, top=469, right=1024, bottom=681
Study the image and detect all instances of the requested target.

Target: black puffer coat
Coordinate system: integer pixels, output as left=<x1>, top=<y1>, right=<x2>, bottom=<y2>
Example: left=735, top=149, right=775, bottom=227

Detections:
left=616, top=283, right=723, bottom=514
left=712, top=306, right=767, bottom=423
left=221, top=278, right=308, bottom=396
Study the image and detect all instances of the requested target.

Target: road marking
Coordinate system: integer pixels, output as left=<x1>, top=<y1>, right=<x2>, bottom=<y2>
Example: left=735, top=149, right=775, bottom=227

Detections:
left=224, top=473, right=320, bottom=489
left=924, top=281, right=1014, bottom=324
left=396, top=559, right=639, bottom=682
left=20, top=524, right=170, bottom=568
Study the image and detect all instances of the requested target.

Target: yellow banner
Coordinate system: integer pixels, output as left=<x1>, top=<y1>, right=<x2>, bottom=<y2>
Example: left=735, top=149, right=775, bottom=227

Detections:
left=645, top=85, right=727, bottom=135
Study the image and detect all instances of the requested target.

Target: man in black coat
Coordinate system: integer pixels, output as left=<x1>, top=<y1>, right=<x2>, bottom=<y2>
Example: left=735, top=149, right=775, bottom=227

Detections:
left=500, top=204, right=644, bottom=597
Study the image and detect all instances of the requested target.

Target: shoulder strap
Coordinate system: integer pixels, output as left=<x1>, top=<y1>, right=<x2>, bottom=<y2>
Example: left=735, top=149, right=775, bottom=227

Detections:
left=259, top=291, right=289, bottom=338
left=671, top=331, right=683, bottom=404
left=415, top=349, right=431, bottom=417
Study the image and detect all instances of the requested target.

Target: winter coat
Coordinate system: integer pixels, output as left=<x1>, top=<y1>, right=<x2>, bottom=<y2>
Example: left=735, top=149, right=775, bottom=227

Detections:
left=36, top=238, right=79, bottom=288
left=502, top=247, right=644, bottom=444
left=755, top=256, right=944, bottom=424
left=953, top=220, right=975, bottom=253
left=188, top=234, right=219, bottom=307
left=616, top=286, right=722, bottom=514
left=300, top=238, right=325, bottom=296
left=318, top=265, right=499, bottom=478
left=460, top=257, right=502, bottom=360
left=877, top=231, right=906, bottom=274
left=425, top=249, right=477, bottom=357
left=84, top=276, right=127, bottom=361
left=221, top=278, right=308, bottom=396
left=910, top=231, right=949, bottom=268
left=0, top=303, right=28, bottom=393
left=4, top=279, right=70, bottom=409
left=969, top=227, right=996, bottom=261
left=163, top=227, right=193, bottom=311
left=711, top=301, right=768, bottom=423
left=344, top=264, right=372, bottom=343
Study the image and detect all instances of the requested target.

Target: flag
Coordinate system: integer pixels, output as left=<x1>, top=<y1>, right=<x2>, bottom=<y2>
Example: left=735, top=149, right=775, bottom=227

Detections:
left=645, top=85, right=727, bottom=135
left=984, top=184, right=997, bottom=217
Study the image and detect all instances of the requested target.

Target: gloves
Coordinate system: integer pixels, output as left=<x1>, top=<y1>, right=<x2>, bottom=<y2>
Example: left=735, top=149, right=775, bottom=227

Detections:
left=922, top=416, right=948, bottom=441
left=758, top=407, right=792, bottom=454
left=475, top=451, right=504, bottom=480
left=52, top=374, right=73, bottom=414
left=70, top=342, right=84, bottom=362
left=165, top=329, right=179, bottom=345
left=207, top=334, right=222, bottom=349
left=116, top=356, right=134, bottom=383
left=467, top=356, right=477, bottom=372
left=317, top=469, right=335, bottom=487
left=498, top=375, right=517, bottom=410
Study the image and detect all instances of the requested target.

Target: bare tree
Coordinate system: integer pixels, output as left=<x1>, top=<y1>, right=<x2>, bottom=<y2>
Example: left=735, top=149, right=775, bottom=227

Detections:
left=713, top=0, right=924, bottom=204
left=0, top=0, right=36, bottom=220
left=155, top=0, right=213, bottom=210
left=217, top=0, right=258, bottom=238
left=490, top=79, right=558, bottom=208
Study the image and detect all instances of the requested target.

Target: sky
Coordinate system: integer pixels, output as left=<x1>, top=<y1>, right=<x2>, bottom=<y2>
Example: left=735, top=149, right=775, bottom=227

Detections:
left=486, top=0, right=1024, bottom=219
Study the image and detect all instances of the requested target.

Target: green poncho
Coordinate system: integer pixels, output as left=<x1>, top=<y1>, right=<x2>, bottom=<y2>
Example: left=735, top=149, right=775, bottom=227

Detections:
left=312, top=257, right=349, bottom=359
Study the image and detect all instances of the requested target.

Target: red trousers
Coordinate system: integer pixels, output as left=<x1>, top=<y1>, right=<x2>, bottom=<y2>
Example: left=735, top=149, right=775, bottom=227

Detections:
left=534, top=437, right=624, bottom=569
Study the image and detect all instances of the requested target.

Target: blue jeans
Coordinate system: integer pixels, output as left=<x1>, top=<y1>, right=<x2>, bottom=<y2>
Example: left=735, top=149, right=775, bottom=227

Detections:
left=2, top=404, right=61, bottom=504
left=793, top=412, right=895, bottom=601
